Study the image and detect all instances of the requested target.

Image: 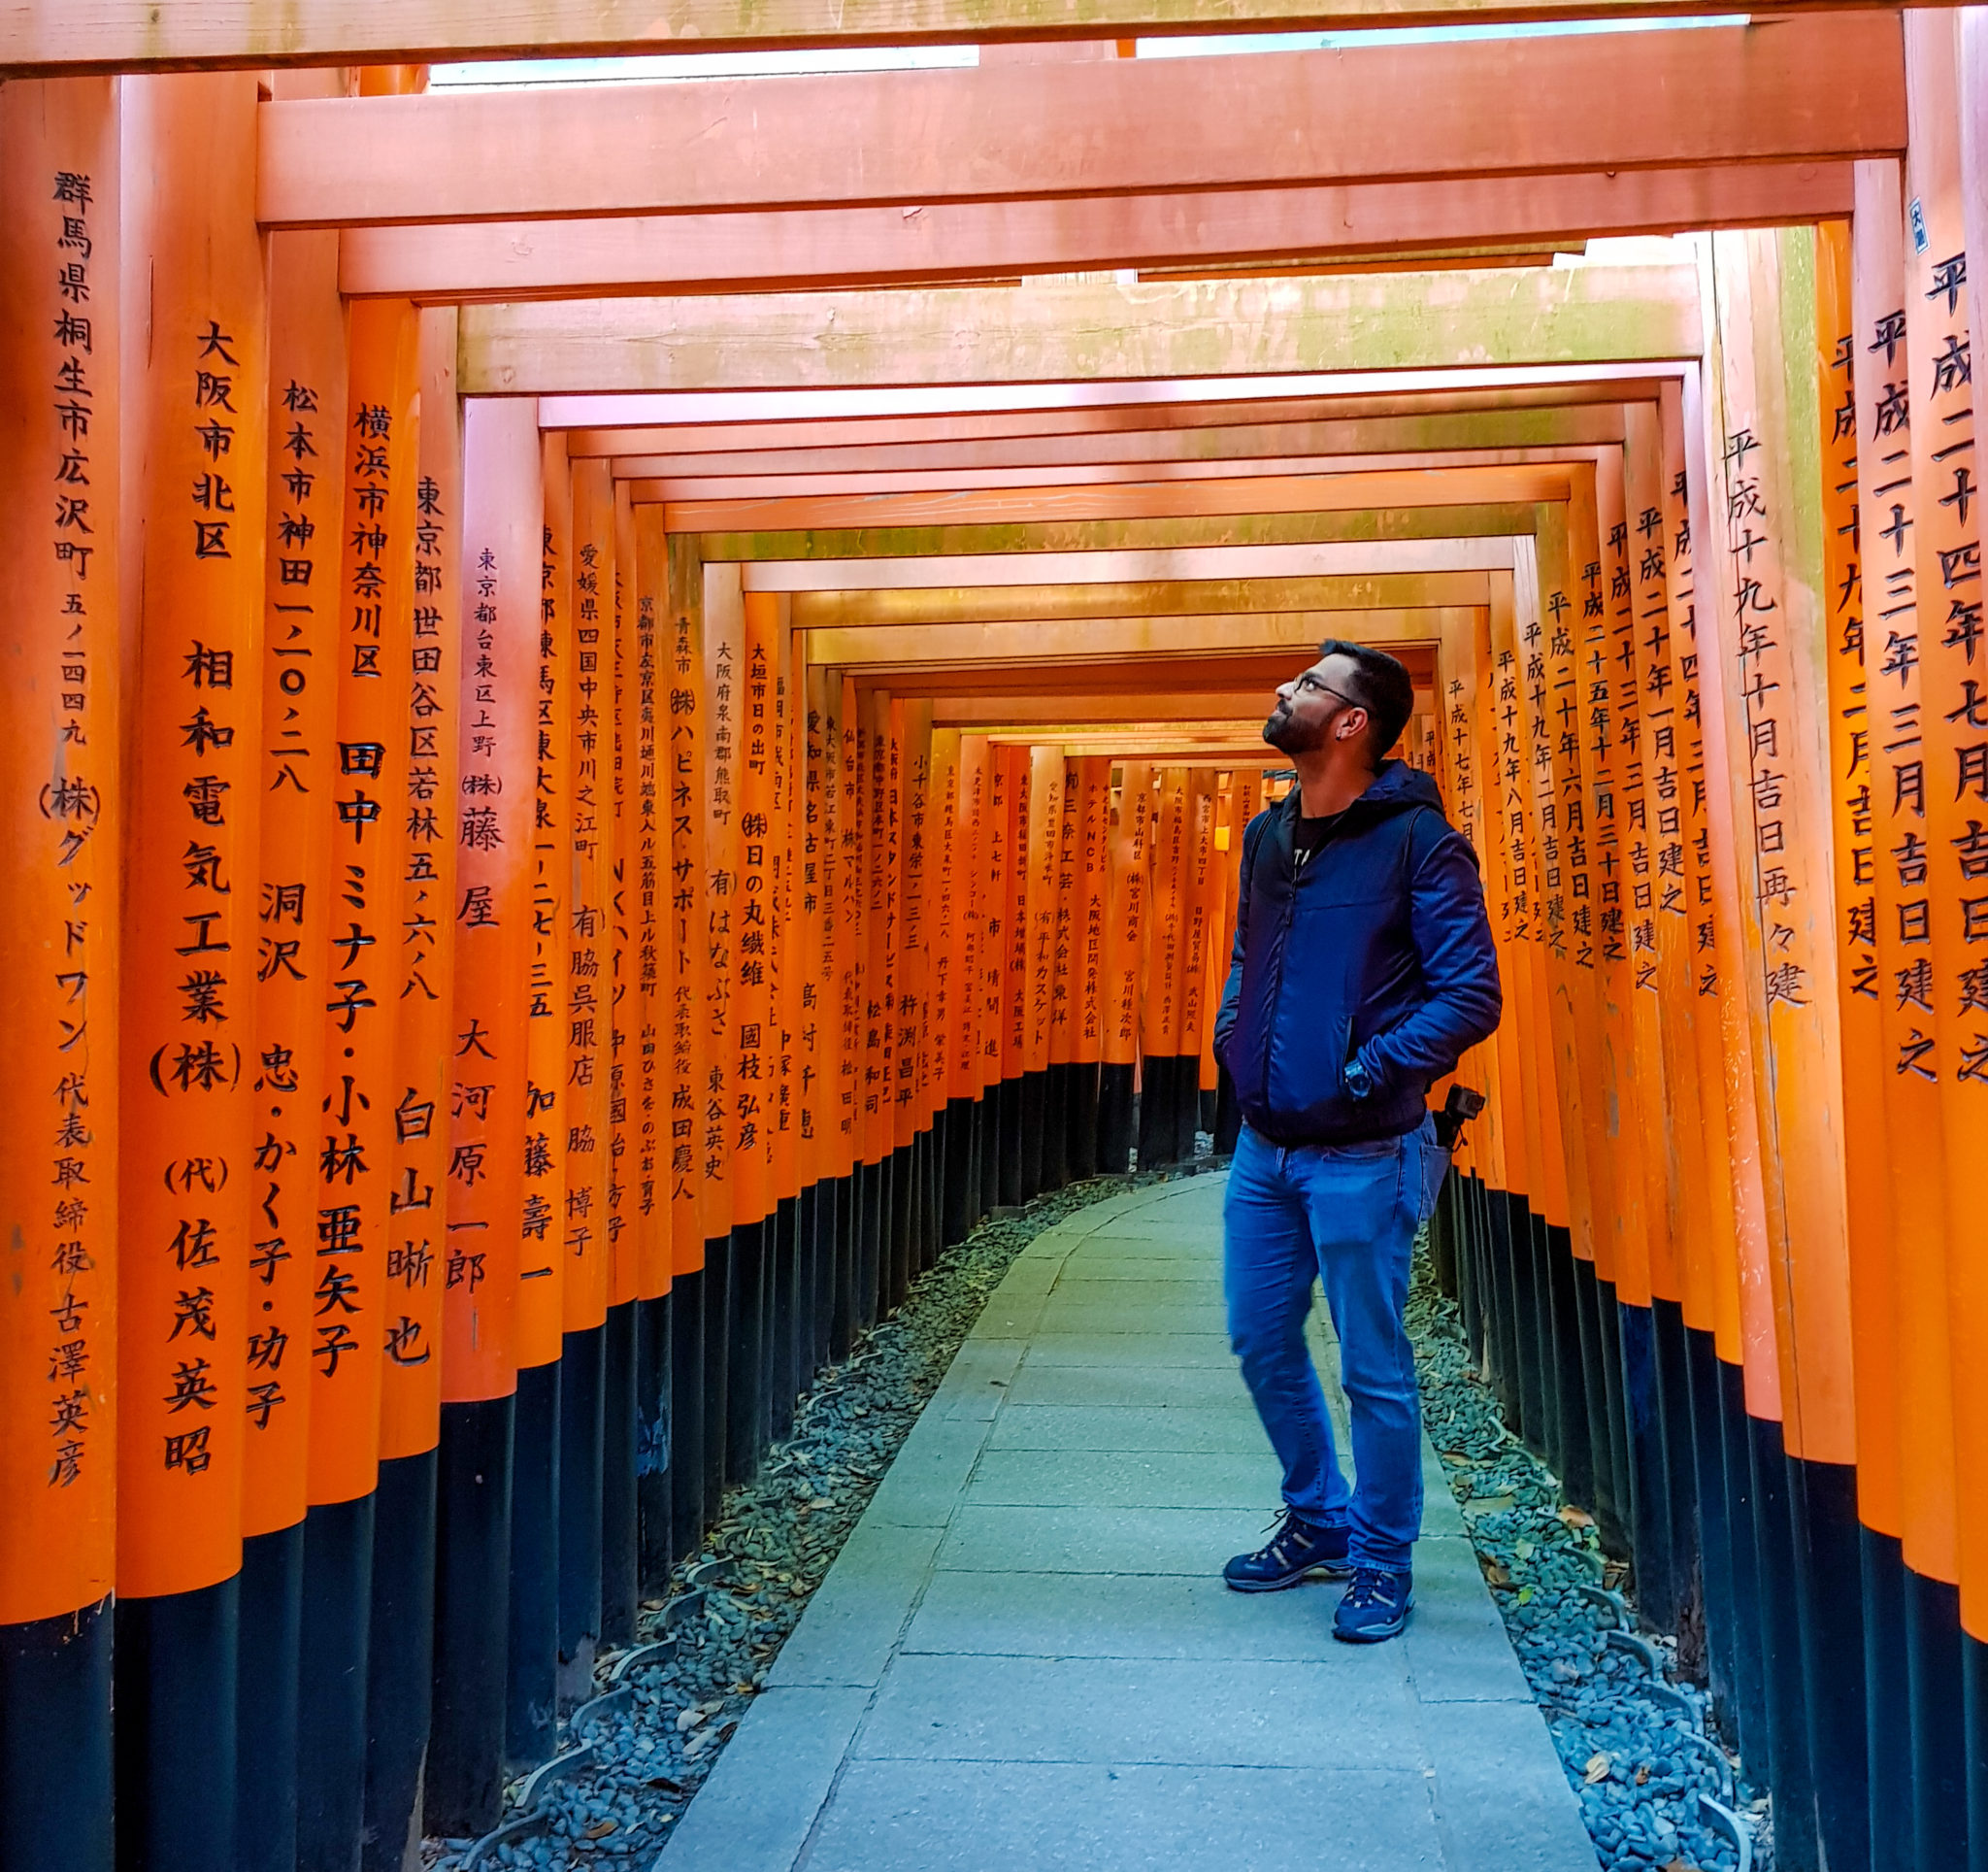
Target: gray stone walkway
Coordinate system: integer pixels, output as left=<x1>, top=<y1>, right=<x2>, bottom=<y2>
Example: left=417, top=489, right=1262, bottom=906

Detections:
left=658, top=1172, right=1599, bottom=1872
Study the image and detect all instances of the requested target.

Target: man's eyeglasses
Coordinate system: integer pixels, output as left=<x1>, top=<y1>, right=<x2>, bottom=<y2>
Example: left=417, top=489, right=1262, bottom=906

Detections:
left=1291, top=671, right=1364, bottom=712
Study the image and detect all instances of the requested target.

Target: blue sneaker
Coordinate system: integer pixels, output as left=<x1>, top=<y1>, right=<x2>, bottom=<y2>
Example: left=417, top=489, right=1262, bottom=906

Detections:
left=1333, top=1564, right=1414, bottom=1642
left=1222, top=1510, right=1351, bottom=1592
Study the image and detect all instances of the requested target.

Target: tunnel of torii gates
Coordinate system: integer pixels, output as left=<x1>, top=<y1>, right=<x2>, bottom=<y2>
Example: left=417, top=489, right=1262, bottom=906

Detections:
left=8, top=6, right=1988, bottom=1871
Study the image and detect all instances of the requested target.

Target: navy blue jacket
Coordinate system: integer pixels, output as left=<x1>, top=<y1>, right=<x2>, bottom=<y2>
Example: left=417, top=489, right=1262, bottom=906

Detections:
left=1213, top=761, right=1502, bottom=1146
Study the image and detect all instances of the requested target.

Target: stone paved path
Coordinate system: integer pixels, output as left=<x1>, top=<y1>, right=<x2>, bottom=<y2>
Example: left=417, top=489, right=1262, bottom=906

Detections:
left=657, top=1172, right=1600, bottom=1872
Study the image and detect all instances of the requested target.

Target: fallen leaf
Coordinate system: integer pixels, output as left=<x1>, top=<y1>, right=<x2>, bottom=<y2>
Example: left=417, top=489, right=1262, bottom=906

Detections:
left=1514, top=1539, right=1535, bottom=1560
left=1636, top=1764, right=1651, bottom=1786
left=675, top=1708, right=707, bottom=1732
left=1480, top=1559, right=1511, bottom=1588
left=582, top=1820, right=617, bottom=1840
left=1583, top=1752, right=1612, bottom=1785
left=1516, top=1585, right=1533, bottom=1605
left=1558, top=1506, right=1595, bottom=1530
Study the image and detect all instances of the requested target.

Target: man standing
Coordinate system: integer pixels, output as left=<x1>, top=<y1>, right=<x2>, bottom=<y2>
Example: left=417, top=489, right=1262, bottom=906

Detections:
left=1213, top=641, right=1501, bottom=1642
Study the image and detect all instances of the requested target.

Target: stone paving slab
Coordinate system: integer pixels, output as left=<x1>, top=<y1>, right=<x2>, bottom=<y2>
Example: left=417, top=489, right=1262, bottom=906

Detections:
left=657, top=1171, right=1595, bottom=1872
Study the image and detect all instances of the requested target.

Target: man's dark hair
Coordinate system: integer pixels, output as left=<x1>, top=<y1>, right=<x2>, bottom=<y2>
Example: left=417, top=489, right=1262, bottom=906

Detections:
left=1315, top=639, right=1416, bottom=757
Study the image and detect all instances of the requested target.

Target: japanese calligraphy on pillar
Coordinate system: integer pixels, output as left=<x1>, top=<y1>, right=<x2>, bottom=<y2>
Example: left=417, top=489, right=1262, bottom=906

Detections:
left=245, top=231, right=345, bottom=1531
left=117, top=73, right=269, bottom=1598
left=311, top=302, right=416, bottom=1503
left=442, top=399, right=537, bottom=1403
left=0, top=85, right=121, bottom=1626
left=381, top=311, right=461, bottom=1454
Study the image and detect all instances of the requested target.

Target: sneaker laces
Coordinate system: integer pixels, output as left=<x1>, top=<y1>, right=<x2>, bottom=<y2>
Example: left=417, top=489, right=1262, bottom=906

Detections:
left=1251, top=1509, right=1319, bottom=1567
left=1341, top=1564, right=1404, bottom=1610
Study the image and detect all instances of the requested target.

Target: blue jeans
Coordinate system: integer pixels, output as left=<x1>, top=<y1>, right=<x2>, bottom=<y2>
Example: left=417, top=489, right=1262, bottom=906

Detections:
left=1223, top=1117, right=1443, bottom=1571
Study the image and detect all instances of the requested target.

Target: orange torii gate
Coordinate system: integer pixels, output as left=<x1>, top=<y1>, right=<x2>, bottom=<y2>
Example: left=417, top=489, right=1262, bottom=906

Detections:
left=6, top=19, right=1988, bottom=1872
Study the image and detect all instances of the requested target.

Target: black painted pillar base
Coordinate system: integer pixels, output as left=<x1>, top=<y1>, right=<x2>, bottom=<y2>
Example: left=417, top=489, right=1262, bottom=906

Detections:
left=1067, top=1064, right=1100, bottom=1182
left=1861, top=1524, right=1914, bottom=1872
left=828, top=1178, right=855, bottom=1364
left=1212, top=1061, right=1241, bottom=1154
left=1017, top=1070, right=1046, bottom=1201
left=297, top=1491, right=376, bottom=1872
left=943, top=1095, right=979, bottom=1243
left=601, top=1300, right=640, bottom=1649
left=1617, top=1298, right=1680, bottom=1632
left=3, top=1594, right=113, bottom=1872
left=727, top=1220, right=767, bottom=1486
left=772, top=1194, right=801, bottom=1439
left=557, top=1323, right=607, bottom=1711
left=116, top=1577, right=241, bottom=1872
left=1042, top=1063, right=1070, bottom=1190
left=1546, top=1223, right=1595, bottom=1520
left=978, top=1090, right=1003, bottom=1218
left=1748, top=1412, right=1819, bottom=1872
left=670, top=1271, right=707, bottom=1564
left=1964, top=1623, right=1988, bottom=1872
left=701, top=1234, right=731, bottom=1514
left=1136, top=1056, right=1171, bottom=1170
left=1905, top=1565, right=1969, bottom=1872
left=428, top=1395, right=515, bottom=1837
left=362, top=1448, right=439, bottom=1872
left=1789, top=1455, right=1867, bottom=1872
left=888, top=1145, right=913, bottom=1311
left=507, top=1359, right=561, bottom=1774
left=238, top=1523, right=303, bottom=1872
left=1685, top=1328, right=1740, bottom=1726
left=997, top=1077, right=1024, bottom=1206
left=1096, top=1061, right=1135, bottom=1175
left=636, top=1291, right=675, bottom=1596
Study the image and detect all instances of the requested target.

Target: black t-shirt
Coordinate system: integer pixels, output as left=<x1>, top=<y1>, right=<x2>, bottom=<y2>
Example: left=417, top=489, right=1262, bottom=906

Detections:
left=1291, top=810, right=1346, bottom=870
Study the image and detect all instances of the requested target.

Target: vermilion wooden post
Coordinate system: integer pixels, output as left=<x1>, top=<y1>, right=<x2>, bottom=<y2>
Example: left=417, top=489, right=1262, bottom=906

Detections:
left=927, top=726, right=966, bottom=1224
left=1001, top=743, right=1031, bottom=1204
left=1098, top=760, right=1152, bottom=1173
left=876, top=695, right=908, bottom=1300
left=1176, top=766, right=1217, bottom=1160
left=0, top=76, right=121, bottom=1872
left=116, top=73, right=267, bottom=1871
left=664, top=529, right=710, bottom=1554
left=1139, top=766, right=1187, bottom=1169
left=426, top=397, right=535, bottom=1834
left=363, top=301, right=463, bottom=1872
left=491, top=431, right=568, bottom=1766
left=702, top=562, right=746, bottom=1472
left=896, top=697, right=935, bottom=1261
left=730, top=588, right=778, bottom=1462
left=596, top=482, right=639, bottom=1641
left=1070, top=753, right=1111, bottom=1176
left=1898, top=25, right=1988, bottom=1853
left=294, top=292, right=417, bottom=1871
left=1020, top=742, right=1062, bottom=1198
left=628, top=503, right=672, bottom=1588
left=950, top=732, right=988, bottom=1226
left=231, top=169, right=343, bottom=1872
left=553, top=454, right=612, bottom=1678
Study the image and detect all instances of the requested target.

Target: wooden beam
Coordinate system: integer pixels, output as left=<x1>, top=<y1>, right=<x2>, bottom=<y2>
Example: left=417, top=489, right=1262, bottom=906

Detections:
left=807, top=607, right=1465, bottom=664
left=463, top=266, right=1702, bottom=395
left=701, top=501, right=1541, bottom=562
left=585, top=407, right=1636, bottom=477
left=788, top=572, right=1490, bottom=623
left=539, top=366, right=1675, bottom=431
left=933, top=693, right=1275, bottom=723
left=262, top=19, right=1901, bottom=226
left=839, top=646, right=1431, bottom=693
left=743, top=537, right=1518, bottom=587
left=7, top=0, right=1889, bottom=78
left=554, top=379, right=1664, bottom=448
left=342, top=163, right=1853, bottom=300
left=654, top=464, right=1572, bottom=532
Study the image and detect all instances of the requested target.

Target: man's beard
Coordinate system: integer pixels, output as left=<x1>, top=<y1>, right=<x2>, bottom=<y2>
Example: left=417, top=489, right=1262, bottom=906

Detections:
left=1263, top=702, right=1322, bottom=754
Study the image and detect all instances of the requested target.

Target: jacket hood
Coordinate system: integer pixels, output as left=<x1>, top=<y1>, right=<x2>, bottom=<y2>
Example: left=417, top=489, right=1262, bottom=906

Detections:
left=1278, top=758, right=1443, bottom=821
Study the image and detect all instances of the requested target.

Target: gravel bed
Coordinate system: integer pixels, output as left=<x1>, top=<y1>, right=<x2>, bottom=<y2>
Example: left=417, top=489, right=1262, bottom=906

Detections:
left=432, top=1164, right=1203, bottom=1871
left=1408, top=1247, right=1765, bottom=1872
